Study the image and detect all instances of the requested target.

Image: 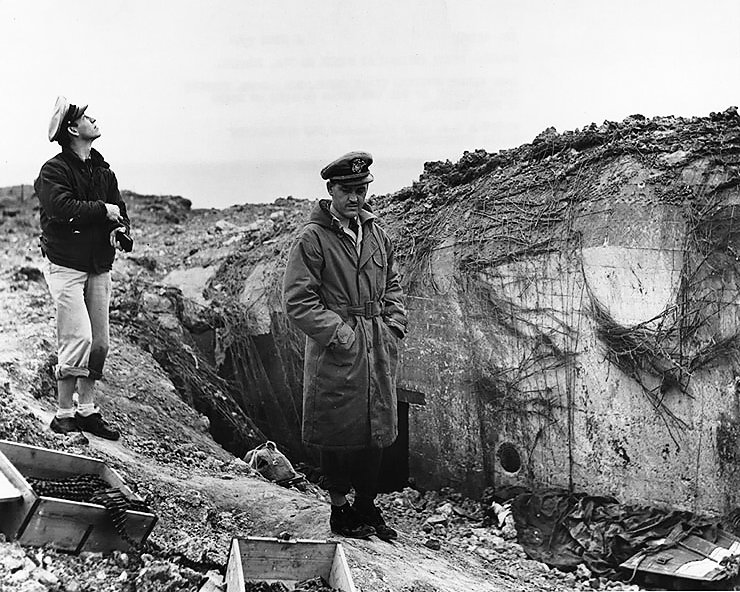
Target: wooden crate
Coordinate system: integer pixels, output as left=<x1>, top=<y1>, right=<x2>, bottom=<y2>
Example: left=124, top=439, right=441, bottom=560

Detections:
left=225, top=536, right=357, bottom=592
left=621, top=529, right=740, bottom=581
left=0, top=440, right=157, bottom=553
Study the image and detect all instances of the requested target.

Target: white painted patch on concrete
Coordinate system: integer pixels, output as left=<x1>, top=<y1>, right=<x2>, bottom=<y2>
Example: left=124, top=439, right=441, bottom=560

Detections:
left=581, top=246, right=683, bottom=327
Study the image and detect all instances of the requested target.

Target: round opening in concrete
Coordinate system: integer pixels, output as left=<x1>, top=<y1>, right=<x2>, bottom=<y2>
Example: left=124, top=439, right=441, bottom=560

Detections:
left=497, top=442, right=522, bottom=474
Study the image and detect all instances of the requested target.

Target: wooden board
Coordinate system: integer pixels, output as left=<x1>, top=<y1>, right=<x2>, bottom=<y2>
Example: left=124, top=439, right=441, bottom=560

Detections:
left=0, top=446, right=36, bottom=539
left=225, top=537, right=357, bottom=592
left=0, top=440, right=106, bottom=480
left=621, top=530, right=740, bottom=581
left=0, top=469, right=21, bottom=502
left=17, top=498, right=157, bottom=553
left=0, top=440, right=157, bottom=552
left=328, top=543, right=356, bottom=592
left=0, top=440, right=143, bottom=502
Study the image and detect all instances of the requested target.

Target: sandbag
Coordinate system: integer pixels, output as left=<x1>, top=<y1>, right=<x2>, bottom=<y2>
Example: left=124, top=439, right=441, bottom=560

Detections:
left=244, top=441, right=304, bottom=486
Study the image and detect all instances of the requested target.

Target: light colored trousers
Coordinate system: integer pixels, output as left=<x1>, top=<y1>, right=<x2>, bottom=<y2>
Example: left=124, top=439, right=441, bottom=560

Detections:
left=43, top=262, right=112, bottom=381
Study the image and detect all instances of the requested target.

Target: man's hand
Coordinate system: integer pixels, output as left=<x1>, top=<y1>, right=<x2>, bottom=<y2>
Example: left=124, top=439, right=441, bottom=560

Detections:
left=104, top=203, right=122, bottom=222
left=332, top=323, right=356, bottom=351
left=109, top=226, right=126, bottom=250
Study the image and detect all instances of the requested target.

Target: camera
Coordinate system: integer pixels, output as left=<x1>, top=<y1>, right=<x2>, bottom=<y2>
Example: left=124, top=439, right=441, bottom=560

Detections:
left=116, top=230, right=134, bottom=252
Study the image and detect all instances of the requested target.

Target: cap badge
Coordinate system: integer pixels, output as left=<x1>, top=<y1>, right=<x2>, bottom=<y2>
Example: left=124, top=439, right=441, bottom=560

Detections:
left=351, top=158, right=365, bottom=174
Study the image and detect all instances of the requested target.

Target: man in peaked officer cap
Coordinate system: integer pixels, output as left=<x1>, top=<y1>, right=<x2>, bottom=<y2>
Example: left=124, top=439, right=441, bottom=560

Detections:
left=321, top=151, right=375, bottom=185
left=34, top=96, right=131, bottom=442
left=283, top=152, right=408, bottom=540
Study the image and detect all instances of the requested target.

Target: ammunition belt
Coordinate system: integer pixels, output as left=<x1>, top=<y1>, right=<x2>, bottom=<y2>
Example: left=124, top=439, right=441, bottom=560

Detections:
left=28, top=474, right=151, bottom=548
left=27, top=473, right=225, bottom=572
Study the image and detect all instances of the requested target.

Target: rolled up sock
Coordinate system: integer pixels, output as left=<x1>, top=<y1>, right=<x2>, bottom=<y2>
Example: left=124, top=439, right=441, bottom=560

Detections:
left=56, top=408, right=75, bottom=419
left=77, top=403, right=100, bottom=417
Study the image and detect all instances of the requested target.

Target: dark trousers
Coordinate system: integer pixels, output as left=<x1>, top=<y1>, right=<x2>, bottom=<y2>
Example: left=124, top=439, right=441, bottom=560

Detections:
left=320, top=447, right=383, bottom=502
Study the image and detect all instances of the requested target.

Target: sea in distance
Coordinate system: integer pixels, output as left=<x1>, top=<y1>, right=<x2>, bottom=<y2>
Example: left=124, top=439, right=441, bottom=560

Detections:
left=118, top=157, right=426, bottom=210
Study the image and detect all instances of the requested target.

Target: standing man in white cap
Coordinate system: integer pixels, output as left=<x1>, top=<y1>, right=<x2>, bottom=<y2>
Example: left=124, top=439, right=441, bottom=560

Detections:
left=283, top=151, right=407, bottom=540
left=34, top=97, right=131, bottom=441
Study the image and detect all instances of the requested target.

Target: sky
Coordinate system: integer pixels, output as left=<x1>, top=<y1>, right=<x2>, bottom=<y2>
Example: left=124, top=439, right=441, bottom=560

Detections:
left=1, top=0, right=739, bottom=208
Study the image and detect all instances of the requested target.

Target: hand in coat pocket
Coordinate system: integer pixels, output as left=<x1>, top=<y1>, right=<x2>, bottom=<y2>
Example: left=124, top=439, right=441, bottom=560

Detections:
left=333, top=322, right=356, bottom=351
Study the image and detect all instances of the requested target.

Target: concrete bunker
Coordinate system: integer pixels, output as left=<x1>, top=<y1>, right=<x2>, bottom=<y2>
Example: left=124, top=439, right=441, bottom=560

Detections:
left=147, top=110, right=740, bottom=517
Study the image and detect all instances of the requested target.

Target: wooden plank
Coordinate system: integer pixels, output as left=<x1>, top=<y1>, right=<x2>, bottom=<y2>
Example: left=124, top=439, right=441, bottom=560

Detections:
left=0, top=469, right=22, bottom=502
left=18, top=497, right=101, bottom=550
left=225, top=538, right=246, bottom=592
left=0, top=440, right=105, bottom=480
left=226, top=537, right=356, bottom=592
left=0, top=442, right=157, bottom=552
left=0, top=441, right=144, bottom=501
left=237, top=537, right=335, bottom=581
left=18, top=498, right=157, bottom=552
left=0, top=447, right=37, bottom=540
left=329, top=543, right=357, bottom=592
left=620, top=530, right=740, bottom=581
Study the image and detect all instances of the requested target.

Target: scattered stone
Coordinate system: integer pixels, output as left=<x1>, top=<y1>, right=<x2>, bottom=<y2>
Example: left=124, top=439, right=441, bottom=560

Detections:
left=576, top=563, right=592, bottom=580
left=3, top=554, right=25, bottom=572
left=432, top=524, right=447, bottom=538
left=10, top=567, right=31, bottom=583
left=436, top=502, right=454, bottom=516
left=112, top=550, right=129, bottom=568
left=475, top=547, right=494, bottom=561
left=214, top=220, right=237, bottom=232
left=400, top=581, right=442, bottom=592
left=16, top=580, right=46, bottom=592
left=422, top=514, right=448, bottom=527
left=80, top=551, right=104, bottom=563
left=423, top=538, right=441, bottom=550
left=34, top=567, right=59, bottom=586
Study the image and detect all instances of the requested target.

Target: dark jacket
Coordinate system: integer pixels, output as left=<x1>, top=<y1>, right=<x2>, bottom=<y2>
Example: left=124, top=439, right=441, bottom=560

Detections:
left=283, top=200, right=407, bottom=450
left=34, top=147, right=129, bottom=273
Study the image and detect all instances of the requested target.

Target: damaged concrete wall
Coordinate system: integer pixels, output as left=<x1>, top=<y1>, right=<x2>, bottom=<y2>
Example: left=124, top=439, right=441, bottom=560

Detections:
left=390, top=109, right=740, bottom=514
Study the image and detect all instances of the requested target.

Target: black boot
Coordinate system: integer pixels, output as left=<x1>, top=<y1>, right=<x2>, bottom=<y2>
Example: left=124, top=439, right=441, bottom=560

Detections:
left=75, top=412, right=120, bottom=441
left=330, top=503, right=375, bottom=539
left=353, top=500, right=398, bottom=541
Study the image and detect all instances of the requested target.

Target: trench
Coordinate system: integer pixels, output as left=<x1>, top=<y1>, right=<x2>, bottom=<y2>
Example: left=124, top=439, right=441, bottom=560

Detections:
left=217, top=328, right=418, bottom=492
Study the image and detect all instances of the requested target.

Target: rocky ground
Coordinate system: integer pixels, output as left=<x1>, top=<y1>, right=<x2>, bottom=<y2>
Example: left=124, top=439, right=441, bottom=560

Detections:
left=0, top=175, right=695, bottom=592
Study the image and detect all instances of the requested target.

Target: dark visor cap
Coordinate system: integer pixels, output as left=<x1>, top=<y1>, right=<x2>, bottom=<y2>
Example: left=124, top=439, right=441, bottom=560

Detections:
left=321, top=151, right=374, bottom=185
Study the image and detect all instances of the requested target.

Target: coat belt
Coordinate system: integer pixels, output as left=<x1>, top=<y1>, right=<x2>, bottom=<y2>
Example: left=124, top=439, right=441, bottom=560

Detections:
left=345, top=301, right=382, bottom=318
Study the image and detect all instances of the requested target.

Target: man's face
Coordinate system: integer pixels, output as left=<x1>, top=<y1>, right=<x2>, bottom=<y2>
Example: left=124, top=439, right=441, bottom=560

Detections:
left=70, top=113, right=101, bottom=141
left=328, top=182, right=368, bottom=218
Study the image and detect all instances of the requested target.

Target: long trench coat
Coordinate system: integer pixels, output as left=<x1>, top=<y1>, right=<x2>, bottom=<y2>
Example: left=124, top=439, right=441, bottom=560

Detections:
left=283, top=200, right=407, bottom=451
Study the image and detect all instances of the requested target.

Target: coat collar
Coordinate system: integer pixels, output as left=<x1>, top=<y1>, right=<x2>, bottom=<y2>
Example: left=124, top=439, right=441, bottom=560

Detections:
left=309, top=200, right=381, bottom=268
left=60, top=146, right=109, bottom=170
left=311, top=199, right=376, bottom=233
